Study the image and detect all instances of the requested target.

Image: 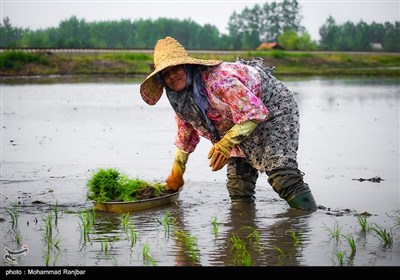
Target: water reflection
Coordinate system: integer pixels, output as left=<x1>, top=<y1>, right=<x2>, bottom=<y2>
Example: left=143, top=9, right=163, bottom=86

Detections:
left=168, top=204, right=203, bottom=266
left=91, top=212, right=122, bottom=235
left=209, top=200, right=313, bottom=266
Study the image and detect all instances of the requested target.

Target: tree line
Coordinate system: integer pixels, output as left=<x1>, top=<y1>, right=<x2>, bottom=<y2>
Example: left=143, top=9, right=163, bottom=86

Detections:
left=1, top=0, right=398, bottom=52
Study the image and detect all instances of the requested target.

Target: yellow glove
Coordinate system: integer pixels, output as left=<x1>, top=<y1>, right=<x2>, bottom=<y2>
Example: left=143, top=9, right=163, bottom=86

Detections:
left=207, top=120, right=257, bottom=171
left=165, top=148, right=189, bottom=191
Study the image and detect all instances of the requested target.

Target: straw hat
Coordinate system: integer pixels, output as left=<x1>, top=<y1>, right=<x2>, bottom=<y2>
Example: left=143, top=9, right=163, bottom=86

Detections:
left=140, top=36, right=222, bottom=105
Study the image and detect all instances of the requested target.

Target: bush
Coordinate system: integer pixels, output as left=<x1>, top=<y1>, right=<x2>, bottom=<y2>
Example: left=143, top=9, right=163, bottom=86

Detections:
left=0, top=51, right=48, bottom=69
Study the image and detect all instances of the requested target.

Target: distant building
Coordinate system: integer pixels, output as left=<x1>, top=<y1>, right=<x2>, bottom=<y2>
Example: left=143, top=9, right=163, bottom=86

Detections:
left=370, top=43, right=383, bottom=51
left=256, top=42, right=284, bottom=51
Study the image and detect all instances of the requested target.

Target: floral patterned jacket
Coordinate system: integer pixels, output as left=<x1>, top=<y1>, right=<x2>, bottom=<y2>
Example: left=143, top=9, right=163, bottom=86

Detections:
left=174, top=62, right=269, bottom=157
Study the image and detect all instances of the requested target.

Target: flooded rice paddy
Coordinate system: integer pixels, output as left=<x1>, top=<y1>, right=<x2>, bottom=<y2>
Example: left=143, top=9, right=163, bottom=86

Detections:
left=1, top=76, right=399, bottom=268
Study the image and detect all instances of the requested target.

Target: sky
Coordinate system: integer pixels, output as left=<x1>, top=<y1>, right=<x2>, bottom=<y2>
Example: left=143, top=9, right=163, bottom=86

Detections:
left=1, top=0, right=399, bottom=42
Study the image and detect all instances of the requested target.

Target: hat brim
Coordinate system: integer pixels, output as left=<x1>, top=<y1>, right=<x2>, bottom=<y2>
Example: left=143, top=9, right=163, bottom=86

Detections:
left=140, top=57, right=222, bottom=105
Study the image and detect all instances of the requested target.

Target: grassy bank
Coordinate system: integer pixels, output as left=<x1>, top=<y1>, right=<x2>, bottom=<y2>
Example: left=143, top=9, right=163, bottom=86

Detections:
left=1, top=50, right=400, bottom=78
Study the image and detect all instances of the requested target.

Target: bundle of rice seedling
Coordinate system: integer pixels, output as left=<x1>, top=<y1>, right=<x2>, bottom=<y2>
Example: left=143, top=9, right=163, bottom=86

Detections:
left=87, top=168, right=170, bottom=202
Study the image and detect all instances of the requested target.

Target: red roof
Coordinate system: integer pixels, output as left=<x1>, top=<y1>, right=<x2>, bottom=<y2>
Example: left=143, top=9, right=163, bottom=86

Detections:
left=256, top=42, right=282, bottom=50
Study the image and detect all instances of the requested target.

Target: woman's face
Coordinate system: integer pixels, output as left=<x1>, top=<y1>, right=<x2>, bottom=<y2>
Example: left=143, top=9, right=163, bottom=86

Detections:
left=160, top=65, right=187, bottom=91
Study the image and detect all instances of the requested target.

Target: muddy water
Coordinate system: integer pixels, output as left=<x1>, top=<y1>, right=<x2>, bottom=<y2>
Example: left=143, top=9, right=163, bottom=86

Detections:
left=1, top=77, right=399, bottom=267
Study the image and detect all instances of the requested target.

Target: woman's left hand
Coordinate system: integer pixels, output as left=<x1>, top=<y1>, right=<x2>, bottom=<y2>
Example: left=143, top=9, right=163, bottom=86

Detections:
left=208, top=143, right=230, bottom=171
left=207, top=121, right=258, bottom=172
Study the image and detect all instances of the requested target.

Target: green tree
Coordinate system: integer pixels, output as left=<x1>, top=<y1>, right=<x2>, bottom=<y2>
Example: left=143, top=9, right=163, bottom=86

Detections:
left=0, top=17, right=27, bottom=47
left=278, top=30, right=298, bottom=50
left=278, top=30, right=316, bottom=50
left=319, top=16, right=399, bottom=52
left=369, top=22, right=385, bottom=44
left=355, top=21, right=371, bottom=51
left=227, top=11, right=244, bottom=49
left=57, top=16, right=91, bottom=48
left=263, top=1, right=281, bottom=42
left=319, top=16, right=340, bottom=50
left=228, top=0, right=304, bottom=48
left=281, top=0, right=304, bottom=33
left=383, top=21, right=400, bottom=52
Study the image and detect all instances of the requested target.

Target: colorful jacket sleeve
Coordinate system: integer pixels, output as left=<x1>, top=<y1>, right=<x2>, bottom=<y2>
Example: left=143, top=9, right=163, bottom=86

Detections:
left=174, top=114, right=201, bottom=153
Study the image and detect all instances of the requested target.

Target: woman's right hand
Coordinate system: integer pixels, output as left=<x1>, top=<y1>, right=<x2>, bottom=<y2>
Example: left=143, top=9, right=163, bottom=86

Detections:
left=165, top=170, right=184, bottom=191
left=165, top=148, right=188, bottom=191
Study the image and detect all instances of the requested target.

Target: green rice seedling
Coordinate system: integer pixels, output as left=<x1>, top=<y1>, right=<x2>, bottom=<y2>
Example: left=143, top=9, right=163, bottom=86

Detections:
left=51, top=250, right=60, bottom=267
left=228, top=234, right=252, bottom=266
left=323, top=220, right=342, bottom=243
left=270, top=229, right=302, bottom=262
left=142, top=243, right=157, bottom=266
left=52, top=201, right=59, bottom=226
left=170, top=217, right=178, bottom=228
left=87, top=168, right=122, bottom=202
left=109, top=255, right=118, bottom=266
left=241, top=226, right=260, bottom=244
left=127, top=224, right=138, bottom=247
left=5, top=203, right=24, bottom=246
left=346, top=254, right=355, bottom=266
left=355, top=213, right=368, bottom=232
left=92, top=208, right=97, bottom=220
left=371, top=224, right=393, bottom=247
left=211, top=216, right=220, bottom=237
left=99, top=236, right=118, bottom=252
left=44, top=237, right=61, bottom=267
left=42, top=211, right=61, bottom=266
left=162, top=211, right=171, bottom=237
left=15, top=230, right=22, bottom=245
left=118, top=176, right=153, bottom=201
left=53, top=239, right=61, bottom=250
left=100, top=251, right=118, bottom=266
left=274, top=245, right=288, bottom=260
left=286, top=229, right=302, bottom=247
left=43, top=212, right=60, bottom=249
left=77, top=209, right=96, bottom=244
left=44, top=244, right=61, bottom=265
left=44, top=251, right=51, bottom=266
left=101, top=240, right=110, bottom=254
left=240, top=225, right=267, bottom=252
left=156, top=211, right=171, bottom=237
left=152, top=182, right=171, bottom=197
left=120, top=214, right=138, bottom=247
left=120, top=213, right=130, bottom=232
left=43, top=211, right=54, bottom=246
left=174, top=229, right=200, bottom=263
left=5, top=203, right=19, bottom=229
left=335, top=250, right=345, bottom=266
left=341, top=233, right=356, bottom=254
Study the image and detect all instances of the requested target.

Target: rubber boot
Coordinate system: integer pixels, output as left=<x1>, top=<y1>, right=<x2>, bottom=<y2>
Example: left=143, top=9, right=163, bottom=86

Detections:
left=267, top=168, right=317, bottom=212
left=287, top=191, right=316, bottom=212
left=226, top=158, right=259, bottom=202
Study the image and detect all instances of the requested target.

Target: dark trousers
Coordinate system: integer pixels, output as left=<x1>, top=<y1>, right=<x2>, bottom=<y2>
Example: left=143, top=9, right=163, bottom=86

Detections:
left=226, top=158, right=313, bottom=204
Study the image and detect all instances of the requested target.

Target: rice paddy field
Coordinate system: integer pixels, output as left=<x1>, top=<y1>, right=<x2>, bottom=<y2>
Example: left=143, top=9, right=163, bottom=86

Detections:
left=1, top=76, right=399, bottom=273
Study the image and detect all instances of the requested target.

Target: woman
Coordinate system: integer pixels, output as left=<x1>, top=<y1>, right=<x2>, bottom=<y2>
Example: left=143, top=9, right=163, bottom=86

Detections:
left=140, top=36, right=317, bottom=212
